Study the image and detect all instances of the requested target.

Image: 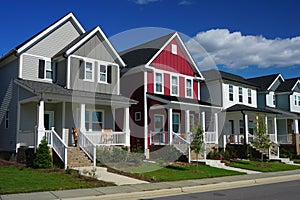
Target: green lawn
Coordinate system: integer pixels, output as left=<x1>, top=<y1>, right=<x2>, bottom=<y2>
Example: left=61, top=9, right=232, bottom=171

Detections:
left=136, top=164, right=244, bottom=182
left=227, top=160, right=300, bottom=172
left=0, top=167, right=114, bottom=194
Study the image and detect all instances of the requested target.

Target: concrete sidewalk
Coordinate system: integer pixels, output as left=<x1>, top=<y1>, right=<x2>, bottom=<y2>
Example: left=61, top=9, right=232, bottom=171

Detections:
left=1, top=169, right=300, bottom=200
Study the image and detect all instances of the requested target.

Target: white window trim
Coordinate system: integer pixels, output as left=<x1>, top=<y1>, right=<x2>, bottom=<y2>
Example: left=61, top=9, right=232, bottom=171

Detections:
left=98, top=64, right=108, bottom=84
left=172, top=113, right=181, bottom=133
left=229, top=84, right=234, bottom=101
left=238, top=87, right=243, bottom=103
left=154, top=114, right=165, bottom=132
left=135, top=112, right=141, bottom=121
left=248, top=89, right=252, bottom=104
left=154, top=72, right=164, bottom=94
left=185, top=78, right=193, bottom=98
left=170, top=75, right=179, bottom=96
left=171, top=44, right=177, bottom=55
left=83, top=60, right=94, bottom=82
left=45, top=60, right=55, bottom=81
left=85, top=109, right=105, bottom=132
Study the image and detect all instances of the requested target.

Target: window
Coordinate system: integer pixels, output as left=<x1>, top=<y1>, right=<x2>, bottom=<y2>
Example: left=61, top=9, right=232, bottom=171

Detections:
left=38, top=59, right=54, bottom=80
left=171, top=44, right=177, bottom=55
left=295, top=95, right=297, bottom=105
left=273, top=94, right=276, bottom=106
left=99, top=64, right=107, bottom=83
left=155, top=72, right=163, bottom=93
left=229, top=85, right=234, bottom=101
left=135, top=112, right=141, bottom=121
left=189, top=114, right=194, bottom=131
left=172, top=113, right=180, bottom=133
left=228, top=120, right=234, bottom=134
left=154, top=115, right=164, bottom=132
left=171, top=76, right=178, bottom=96
left=5, top=111, right=9, bottom=129
left=248, top=89, right=252, bottom=104
left=298, top=96, right=300, bottom=106
left=239, top=120, right=244, bottom=134
left=186, top=78, right=192, bottom=98
left=239, top=87, right=243, bottom=103
left=248, top=121, right=254, bottom=135
left=85, top=62, right=93, bottom=80
left=85, top=110, right=104, bottom=131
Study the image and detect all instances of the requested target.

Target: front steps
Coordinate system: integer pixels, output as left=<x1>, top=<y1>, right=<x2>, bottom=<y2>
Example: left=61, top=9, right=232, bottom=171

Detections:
left=67, top=147, right=93, bottom=168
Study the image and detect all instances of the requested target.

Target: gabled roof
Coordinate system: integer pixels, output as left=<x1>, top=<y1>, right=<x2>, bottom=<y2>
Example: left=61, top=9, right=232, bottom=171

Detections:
left=276, top=77, right=300, bottom=92
left=202, top=69, right=258, bottom=87
left=0, top=13, right=85, bottom=63
left=247, top=74, right=284, bottom=91
left=226, top=104, right=278, bottom=114
left=120, top=32, right=203, bottom=79
left=54, top=26, right=126, bottom=67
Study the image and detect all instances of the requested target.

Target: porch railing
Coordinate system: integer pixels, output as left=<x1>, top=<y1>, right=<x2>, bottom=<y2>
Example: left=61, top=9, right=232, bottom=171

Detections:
left=45, top=128, right=68, bottom=169
left=17, top=130, right=36, bottom=148
left=150, top=131, right=167, bottom=145
left=78, top=130, right=96, bottom=167
left=172, top=132, right=191, bottom=162
left=269, top=134, right=276, bottom=143
left=85, top=132, right=126, bottom=146
left=277, top=135, right=292, bottom=144
left=205, top=132, right=216, bottom=144
left=225, top=134, right=245, bottom=144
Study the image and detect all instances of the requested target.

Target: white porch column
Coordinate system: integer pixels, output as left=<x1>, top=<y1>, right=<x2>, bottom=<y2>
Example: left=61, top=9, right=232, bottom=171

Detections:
left=201, top=111, right=206, bottom=160
left=37, top=99, right=45, bottom=146
left=168, top=107, right=173, bottom=144
left=185, top=110, right=190, bottom=134
left=214, top=112, right=219, bottom=145
left=274, top=116, right=278, bottom=143
left=112, top=108, right=116, bottom=131
left=245, top=113, right=249, bottom=144
left=80, top=103, right=86, bottom=132
left=123, top=107, right=130, bottom=147
left=265, top=115, right=268, bottom=134
left=294, top=119, right=299, bottom=134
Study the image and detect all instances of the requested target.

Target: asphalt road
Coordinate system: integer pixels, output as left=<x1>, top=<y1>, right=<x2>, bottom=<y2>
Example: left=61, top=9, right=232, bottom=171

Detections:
left=143, top=180, right=300, bottom=200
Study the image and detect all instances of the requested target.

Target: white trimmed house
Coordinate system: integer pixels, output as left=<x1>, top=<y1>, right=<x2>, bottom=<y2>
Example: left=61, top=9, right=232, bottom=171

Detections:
left=0, top=13, right=136, bottom=167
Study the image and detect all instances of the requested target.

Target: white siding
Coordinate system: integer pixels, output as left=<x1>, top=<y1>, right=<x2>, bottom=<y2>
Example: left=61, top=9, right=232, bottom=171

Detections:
left=266, top=91, right=276, bottom=108
left=222, top=83, right=257, bottom=109
left=290, top=92, right=300, bottom=113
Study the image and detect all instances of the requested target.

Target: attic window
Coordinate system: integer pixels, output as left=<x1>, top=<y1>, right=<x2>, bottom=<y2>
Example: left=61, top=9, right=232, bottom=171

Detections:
left=171, top=44, right=177, bottom=55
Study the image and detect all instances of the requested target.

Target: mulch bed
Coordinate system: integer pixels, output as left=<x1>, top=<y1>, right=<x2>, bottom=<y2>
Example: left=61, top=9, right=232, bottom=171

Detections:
left=0, top=159, right=25, bottom=167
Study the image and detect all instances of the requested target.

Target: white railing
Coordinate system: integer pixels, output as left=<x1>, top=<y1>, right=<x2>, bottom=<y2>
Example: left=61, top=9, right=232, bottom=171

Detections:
left=85, top=132, right=126, bottom=146
left=205, top=132, right=216, bottom=144
left=78, top=130, right=96, bottom=167
left=225, top=134, right=245, bottom=144
left=172, top=132, right=190, bottom=155
left=150, top=131, right=167, bottom=145
left=277, top=135, right=292, bottom=144
left=45, top=128, right=68, bottom=169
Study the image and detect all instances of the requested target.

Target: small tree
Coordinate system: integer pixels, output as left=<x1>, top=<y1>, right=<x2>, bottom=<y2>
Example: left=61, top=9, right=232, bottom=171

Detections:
left=253, top=114, right=270, bottom=163
left=191, top=125, right=204, bottom=166
left=33, top=137, right=53, bottom=168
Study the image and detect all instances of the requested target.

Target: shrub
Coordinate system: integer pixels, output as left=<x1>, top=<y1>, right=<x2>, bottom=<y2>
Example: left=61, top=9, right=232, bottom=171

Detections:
left=33, top=138, right=53, bottom=168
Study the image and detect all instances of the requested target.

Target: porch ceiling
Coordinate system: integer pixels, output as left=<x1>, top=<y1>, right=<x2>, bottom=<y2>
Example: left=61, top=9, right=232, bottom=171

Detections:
left=15, top=79, right=137, bottom=106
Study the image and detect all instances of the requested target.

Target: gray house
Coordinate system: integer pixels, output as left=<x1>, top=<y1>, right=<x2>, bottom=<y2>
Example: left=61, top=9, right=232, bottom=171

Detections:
left=0, top=13, right=135, bottom=167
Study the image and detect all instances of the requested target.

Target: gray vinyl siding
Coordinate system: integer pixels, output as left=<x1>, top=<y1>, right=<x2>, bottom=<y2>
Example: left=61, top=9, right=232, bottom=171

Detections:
left=69, top=57, right=118, bottom=94
left=56, top=60, right=67, bottom=86
left=257, top=93, right=266, bottom=109
left=19, top=102, right=37, bottom=131
left=73, top=34, right=115, bottom=63
left=18, top=87, right=35, bottom=101
left=26, top=21, right=81, bottom=57
left=45, top=103, right=63, bottom=137
left=277, top=93, right=290, bottom=110
left=22, top=54, right=45, bottom=82
left=0, top=59, right=19, bottom=151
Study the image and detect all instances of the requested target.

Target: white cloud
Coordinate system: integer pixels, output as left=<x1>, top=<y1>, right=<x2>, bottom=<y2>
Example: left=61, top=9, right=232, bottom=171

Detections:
left=178, top=0, right=192, bottom=5
left=186, top=29, right=300, bottom=69
left=133, top=0, right=160, bottom=5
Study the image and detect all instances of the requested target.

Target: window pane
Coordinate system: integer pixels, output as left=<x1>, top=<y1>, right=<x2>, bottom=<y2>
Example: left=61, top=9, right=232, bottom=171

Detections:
left=156, top=73, right=162, bottom=82
left=86, top=62, right=92, bottom=71
left=46, top=61, right=52, bottom=70
left=156, top=83, right=162, bottom=92
left=46, top=71, right=52, bottom=79
left=100, top=74, right=106, bottom=82
left=85, top=111, right=89, bottom=121
left=186, top=79, right=191, bottom=87
left=172, top=76, right=178, bottom=84
left=172, top=86, right=178, bottom=95
left=86, top=71, right=93, bottom=80
left=187, top=88, right=192, bottom=97
left=100, top=65, right=106, bottom=73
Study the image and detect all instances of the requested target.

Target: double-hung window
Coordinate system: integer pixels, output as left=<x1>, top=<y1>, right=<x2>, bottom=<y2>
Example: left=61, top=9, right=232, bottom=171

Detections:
left=248, top=89, right=252, bottom=104
left=172, top=113, right=180, bottom=133
left=229, top=85, right=234, bottom=101
left=155, top=72, right=163, bottom=93
left=298, top=96, right=300, bottom=106
left=239, top=120, right=244, bottom=134
left=38, top=58, right=54, bottom=80
left=99, top=64, right=107, bottom=83
left=171, top=76, right=178, bottom=96
left=85, top=62, right=93, bottom=81
left=238, top=87, right=243, bottom=103
left=273, top=94, right=276, bottom=106
left=186, top=78, right=192, bottom=98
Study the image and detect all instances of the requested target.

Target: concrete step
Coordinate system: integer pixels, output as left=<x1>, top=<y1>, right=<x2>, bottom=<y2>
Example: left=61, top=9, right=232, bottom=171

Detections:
left=67, top=147, right=93, bottom=167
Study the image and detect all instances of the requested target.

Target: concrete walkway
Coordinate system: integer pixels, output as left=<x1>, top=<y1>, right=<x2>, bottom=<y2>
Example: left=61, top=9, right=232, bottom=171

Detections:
left=1, top=169, right=300, bottom=200
left=73, top=166, right=148, bottom=185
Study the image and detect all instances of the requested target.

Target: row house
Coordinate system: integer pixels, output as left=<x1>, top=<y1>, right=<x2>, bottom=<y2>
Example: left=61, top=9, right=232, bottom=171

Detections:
left=0, top=13, right=136, bottom=167
left=120, top=33, right=221, bottom=159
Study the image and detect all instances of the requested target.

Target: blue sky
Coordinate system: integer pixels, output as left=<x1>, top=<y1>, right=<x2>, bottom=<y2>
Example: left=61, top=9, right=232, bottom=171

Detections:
left=1, top=0, right=300, bottom=79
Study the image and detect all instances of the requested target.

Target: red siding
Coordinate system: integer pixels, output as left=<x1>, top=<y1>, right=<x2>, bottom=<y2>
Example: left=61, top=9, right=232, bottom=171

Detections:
left=193, top=81, right=199, bottom=99
left=147, top=71, right=154, bottom=93
left=179, top=77, right=185, bottom=97
left=164, top=73, right=170, bottom=95
left=151, top=39, right=194, bottom=76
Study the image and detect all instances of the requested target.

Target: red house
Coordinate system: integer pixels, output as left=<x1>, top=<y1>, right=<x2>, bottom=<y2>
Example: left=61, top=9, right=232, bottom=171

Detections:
left=120, top=32, right=220, bottom=159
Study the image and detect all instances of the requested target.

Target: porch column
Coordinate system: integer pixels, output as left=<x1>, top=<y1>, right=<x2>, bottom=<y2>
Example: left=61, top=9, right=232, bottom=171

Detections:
left=244, top=113, right=249, bottom=144
left=168, top=107, right=173, bottom=144
left=274, top=116, right=278, bottom=143
left=80, top=103, right=86, bottom=132
left=37, top=99, right=45, bottom=146
left=185, top=110, right=190, bottom=134
left=265, top=115, right=268, bottom=134
left=123, top=107, right=130, bottom=147
left=214, top=112, right=219, bottom=145
left=201, top=111, right=206, bottom=160
left=294, top=119, right=299, bottom=134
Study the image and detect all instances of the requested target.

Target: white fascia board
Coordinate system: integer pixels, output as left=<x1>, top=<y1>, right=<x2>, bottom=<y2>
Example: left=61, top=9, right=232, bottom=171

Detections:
left=291, top=80, right=300, bottom=91
left=17, top=13, right=85, bottom=54
left=267, top=74, right=285, bottom=91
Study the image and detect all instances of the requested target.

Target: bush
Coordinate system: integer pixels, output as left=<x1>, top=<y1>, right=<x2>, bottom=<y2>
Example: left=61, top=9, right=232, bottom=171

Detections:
left=33, top=138, right=53, bottom=168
